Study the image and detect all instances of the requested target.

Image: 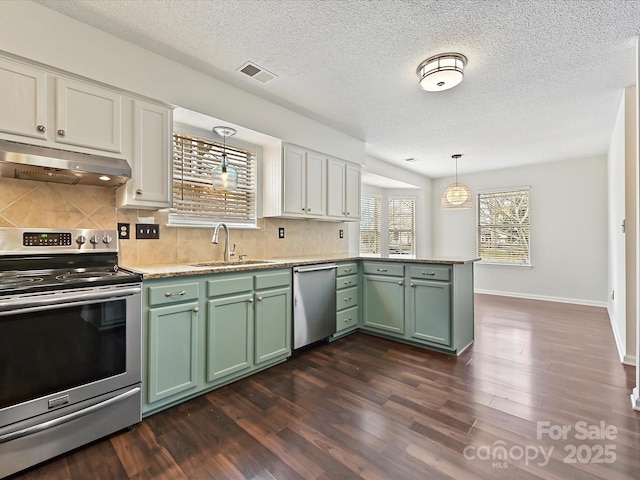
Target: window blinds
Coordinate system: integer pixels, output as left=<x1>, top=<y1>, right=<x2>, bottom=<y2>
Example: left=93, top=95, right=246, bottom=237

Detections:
left=388, top=197, right=415, bottom=256
left=171, top=132, right=256, bottom=226
left=360, top=195, right=381, bottom=255
left=477, top=188, right=530, bottom=265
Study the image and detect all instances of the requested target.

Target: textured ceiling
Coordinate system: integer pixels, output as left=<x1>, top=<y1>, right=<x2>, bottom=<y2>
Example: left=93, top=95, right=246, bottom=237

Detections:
left=35, top=0, right=640, bottom=178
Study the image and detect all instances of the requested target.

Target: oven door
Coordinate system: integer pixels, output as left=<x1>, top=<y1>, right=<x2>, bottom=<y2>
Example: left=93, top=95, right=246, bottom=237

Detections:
left=0, top=283, right=141, bottom=429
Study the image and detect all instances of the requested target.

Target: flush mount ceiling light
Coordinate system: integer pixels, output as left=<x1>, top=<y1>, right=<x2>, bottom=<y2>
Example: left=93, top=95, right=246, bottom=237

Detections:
left=211, top=126, right=238, bottom=191
left=442, top=154, right=472, bottom=210
left=416, top=53, right=467, bottom=92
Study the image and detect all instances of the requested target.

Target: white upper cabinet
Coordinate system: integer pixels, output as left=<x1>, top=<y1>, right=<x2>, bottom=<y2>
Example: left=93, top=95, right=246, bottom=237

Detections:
left=263, top=142, right=359, bottom=222
left=327, top=157, right=361, bottom=220
left=55, top=77, right=122, bottom=153
left=0, top=57, right=48, bottom=140
left=268, top=143, right=326, bottom=219
left=116, top=100, right=173, bottom=209
left=0, top=55, right=125, bottom=156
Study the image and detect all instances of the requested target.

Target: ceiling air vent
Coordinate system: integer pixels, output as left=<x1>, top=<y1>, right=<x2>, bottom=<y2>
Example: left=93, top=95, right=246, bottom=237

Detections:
left=238, top=62, right=277, bottom=83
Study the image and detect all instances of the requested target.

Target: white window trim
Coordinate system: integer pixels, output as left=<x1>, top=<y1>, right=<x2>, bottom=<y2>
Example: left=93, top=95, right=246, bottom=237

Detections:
left=476, top=186, right=531, bottom=267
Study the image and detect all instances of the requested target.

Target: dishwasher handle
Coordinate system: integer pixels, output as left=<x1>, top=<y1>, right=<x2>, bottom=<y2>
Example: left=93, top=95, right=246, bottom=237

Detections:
left=294, top=263, right=337, bottom=273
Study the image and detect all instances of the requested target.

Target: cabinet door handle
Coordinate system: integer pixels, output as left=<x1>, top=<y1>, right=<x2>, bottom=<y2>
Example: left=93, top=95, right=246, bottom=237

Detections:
left=36, top=124, right=46, bottom=133
left=377, top=268, right=388, bottom=272
left=422, top=272, right=436, bottom=276
left=398, top=281, right=403, bottom=286
left=247, top=298, right=254, bottom=303
left=192, top=306, right=199, bottom=312
left=410, top=283, right=416, bottom=288
left=57, top=129, right=66, bottom=137
left=136, top=189, right=143, bottom=195
left=165, top=290, right=186, bottom=297
left=257, top=296, right=263, bottom=301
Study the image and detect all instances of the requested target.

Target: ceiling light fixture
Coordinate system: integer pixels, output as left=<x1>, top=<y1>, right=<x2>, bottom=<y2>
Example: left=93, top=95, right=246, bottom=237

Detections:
left=442, top=154, right=472, bottom=210
left=416, top=53, right=467, bottom=92
left=211, top=126, right=238, bottom=191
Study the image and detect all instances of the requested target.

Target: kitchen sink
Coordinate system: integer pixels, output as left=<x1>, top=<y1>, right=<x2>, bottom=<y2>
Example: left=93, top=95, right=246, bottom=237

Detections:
left=189, top=259, right=279, bottom=268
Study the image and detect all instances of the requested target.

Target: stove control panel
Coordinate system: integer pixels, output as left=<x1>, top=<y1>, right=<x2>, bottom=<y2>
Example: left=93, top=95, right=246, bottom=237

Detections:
left=23, top=232, right=73, bottom=246
left=0, top=228, right=119, bottom=254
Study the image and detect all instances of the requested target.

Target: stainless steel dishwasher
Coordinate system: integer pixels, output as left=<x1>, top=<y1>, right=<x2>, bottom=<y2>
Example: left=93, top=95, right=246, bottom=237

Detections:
left=293, top=263, right=337, bottom=349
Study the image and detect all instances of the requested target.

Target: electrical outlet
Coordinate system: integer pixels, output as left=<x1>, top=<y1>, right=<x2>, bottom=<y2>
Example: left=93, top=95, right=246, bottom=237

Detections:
left=278, top=227, right=285, bottom=239
left=339, top=229, right=344, bottom=238
left=117, top=223, right=130, bottom=240
left=136, top=223, right=160, bottom=239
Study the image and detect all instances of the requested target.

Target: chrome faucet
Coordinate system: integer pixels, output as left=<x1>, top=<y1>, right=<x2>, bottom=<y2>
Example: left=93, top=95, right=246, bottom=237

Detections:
left=211, top=223, right=235, bottom=262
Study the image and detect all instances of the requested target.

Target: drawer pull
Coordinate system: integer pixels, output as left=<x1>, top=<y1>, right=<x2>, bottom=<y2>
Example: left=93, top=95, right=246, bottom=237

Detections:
left=377, top=268, right=388, bottom=272
left=344, top=297, right=352, bottom=302
left=422, top=272, right=436, bottom=276
left=344, top=280, right=352, bottom=285
left=165, top=290, right=186, bottom=297
left=344, top=268, right=352, bottom=273
left=344, top=317, right=352, bottom=322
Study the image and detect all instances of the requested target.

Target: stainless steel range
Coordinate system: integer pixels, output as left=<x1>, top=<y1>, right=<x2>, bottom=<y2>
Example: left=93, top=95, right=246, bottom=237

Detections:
left=0, top=228, right=142, bottom=478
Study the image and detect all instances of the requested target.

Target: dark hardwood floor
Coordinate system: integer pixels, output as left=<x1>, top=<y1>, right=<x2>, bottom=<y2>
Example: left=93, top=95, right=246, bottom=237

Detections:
left=10, top=294, right=640, bottom=479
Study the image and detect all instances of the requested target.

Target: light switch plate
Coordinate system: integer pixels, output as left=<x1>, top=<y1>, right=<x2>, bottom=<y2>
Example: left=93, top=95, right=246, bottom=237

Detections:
left=136, top=223, right=160, bottom=239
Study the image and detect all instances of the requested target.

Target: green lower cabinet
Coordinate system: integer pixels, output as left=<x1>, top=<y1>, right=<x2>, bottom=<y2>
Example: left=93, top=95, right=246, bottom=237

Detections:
left=147, top=301, right=199, bottom=404
left=362, top=275, right=405, bottom=334
left=255, top=286, right=291, bottom=364
left=206, top=293, right=254, bottom=382
left=409, top=280, right=451, bottom=346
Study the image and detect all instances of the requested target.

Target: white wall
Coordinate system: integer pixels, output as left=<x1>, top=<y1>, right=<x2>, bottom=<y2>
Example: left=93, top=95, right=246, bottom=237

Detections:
left=432, top=156, right=608, bottom=306
left=0, top=1, right=365, bottom=164
left=624, top=85, right=637, bottom=365
left=608, top=91, right=627, bottom=361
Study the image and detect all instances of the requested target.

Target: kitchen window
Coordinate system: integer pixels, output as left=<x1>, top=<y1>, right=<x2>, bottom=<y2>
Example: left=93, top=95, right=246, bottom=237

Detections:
left=388, top=196, right=416, bottom=257
left=477, top=187, right=531, bottom=265
left=169, top=132, right=257, bottom=227
left=360, top=194, right=381, bottom=255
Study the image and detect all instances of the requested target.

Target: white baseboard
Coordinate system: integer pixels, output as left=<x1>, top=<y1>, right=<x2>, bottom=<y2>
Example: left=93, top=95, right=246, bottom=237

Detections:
left=606, top=304, right=627, bottom=364
left=632, top=387, right=640, bottom=411
left=474, top=289, right=608, bottom=308
left=623, top=354, right=636, bottom=366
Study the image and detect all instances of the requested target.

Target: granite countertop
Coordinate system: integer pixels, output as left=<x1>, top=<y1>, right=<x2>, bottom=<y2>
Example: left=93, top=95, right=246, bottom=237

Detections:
left=125, top=255, right=480, bottom=280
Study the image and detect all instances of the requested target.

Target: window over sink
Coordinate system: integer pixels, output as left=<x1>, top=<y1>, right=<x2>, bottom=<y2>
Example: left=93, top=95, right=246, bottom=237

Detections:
left=169, top=131, right=257, bottom=228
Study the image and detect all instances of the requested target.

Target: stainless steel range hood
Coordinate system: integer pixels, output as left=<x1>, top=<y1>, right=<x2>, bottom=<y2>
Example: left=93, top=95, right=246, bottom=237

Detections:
left=0, top=140, right=131, bottom=188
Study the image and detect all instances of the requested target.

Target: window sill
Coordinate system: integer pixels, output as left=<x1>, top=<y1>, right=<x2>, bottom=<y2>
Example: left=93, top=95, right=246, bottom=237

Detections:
left=477, top=262, right=532, bottom=269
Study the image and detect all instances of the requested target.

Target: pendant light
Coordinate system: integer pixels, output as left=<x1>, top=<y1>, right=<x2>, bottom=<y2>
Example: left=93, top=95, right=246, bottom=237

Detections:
left=211, top=126, right=238, bottom=191
left=442, top=154, right=472, bottom=210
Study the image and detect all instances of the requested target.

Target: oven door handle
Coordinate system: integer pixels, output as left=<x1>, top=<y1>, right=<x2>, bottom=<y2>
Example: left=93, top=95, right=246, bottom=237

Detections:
left=0, top=285, right=141, bottom=315
left=0, top=386, right=140, bottom=444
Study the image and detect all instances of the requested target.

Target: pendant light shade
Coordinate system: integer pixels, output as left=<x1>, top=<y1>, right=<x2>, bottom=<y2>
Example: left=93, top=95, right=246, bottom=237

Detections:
left=442, top=154, right=472, bottom=210
left=416, top=53, right=467, bottom=92
left=211, top=126, right=238, bottom=191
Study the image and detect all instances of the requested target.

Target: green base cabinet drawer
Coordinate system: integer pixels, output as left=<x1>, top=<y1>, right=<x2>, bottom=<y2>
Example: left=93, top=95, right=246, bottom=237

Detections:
left=336, top=274, right=357, bottom=290
left=336, top=262, right=358, bottom=277
left=337, top=286, right=358, bottom=310
left=147, top=281, right=199, bottom=306
left=362, top=262, right=404, bottom=277
left=337, top=306, right=358, bottom=332
left=409, top=265, right=451, bottom=282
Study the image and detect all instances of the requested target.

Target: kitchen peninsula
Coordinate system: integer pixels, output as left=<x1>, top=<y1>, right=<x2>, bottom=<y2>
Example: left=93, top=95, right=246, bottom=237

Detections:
left=130, top=256, right=478, bottom=417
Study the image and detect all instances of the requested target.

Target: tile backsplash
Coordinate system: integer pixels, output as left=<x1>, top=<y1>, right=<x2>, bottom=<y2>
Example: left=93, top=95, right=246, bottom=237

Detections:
left=0, top=178, right=349, bottom=266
